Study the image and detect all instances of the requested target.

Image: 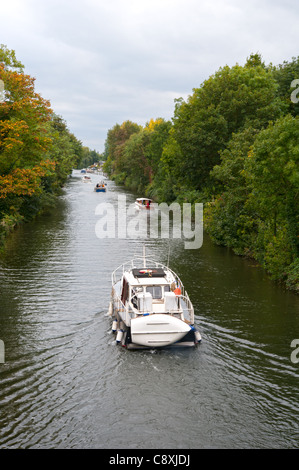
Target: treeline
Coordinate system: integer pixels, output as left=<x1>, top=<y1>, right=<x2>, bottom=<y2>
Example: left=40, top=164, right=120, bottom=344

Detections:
left=0, top=45, right=100, bottom=246
left=103, top=53, right=299, bottom=292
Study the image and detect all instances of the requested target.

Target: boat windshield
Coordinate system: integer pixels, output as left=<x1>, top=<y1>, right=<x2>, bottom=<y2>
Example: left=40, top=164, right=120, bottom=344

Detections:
left=146, top=286, right=161, bottom=299
left=146, top=285, right=170, bottom=299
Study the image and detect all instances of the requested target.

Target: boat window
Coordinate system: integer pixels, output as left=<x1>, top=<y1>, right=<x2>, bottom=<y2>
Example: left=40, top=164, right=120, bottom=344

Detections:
left=121, top=279, right=129, bottom=304
left=146, top=286, right=162, bottom=299
left=164, top=286, right=170, bottom=292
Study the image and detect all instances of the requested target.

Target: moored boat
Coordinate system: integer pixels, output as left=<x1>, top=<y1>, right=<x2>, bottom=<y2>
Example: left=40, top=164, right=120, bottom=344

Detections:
left=108, top=249, right=201, bottom=349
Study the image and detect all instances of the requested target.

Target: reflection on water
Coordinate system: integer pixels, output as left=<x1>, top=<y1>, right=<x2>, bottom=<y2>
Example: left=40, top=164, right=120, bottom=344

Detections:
left=0, top=172, right=299, bottom=449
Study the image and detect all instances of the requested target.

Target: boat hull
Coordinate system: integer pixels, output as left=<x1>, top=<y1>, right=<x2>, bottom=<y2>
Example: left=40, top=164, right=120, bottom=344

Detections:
left=130, top=314, right=193, bottom=348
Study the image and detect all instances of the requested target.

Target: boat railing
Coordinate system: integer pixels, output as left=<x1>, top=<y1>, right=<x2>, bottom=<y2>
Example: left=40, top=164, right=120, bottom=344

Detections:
left=111, top=286, right=135, bottom=323
left=112, top=256, right=182, bottom=285
left=177, top=294, right=194, bottom=324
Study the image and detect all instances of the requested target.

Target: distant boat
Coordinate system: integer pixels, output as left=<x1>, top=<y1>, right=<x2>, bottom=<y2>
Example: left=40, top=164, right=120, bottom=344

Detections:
left=135, top=198, right=154, bottom=210
left=94, top=181, right=107, bottom=192
left=108, top=248, right=201, bottom=349
left=82, top=175, right=91, bottom=182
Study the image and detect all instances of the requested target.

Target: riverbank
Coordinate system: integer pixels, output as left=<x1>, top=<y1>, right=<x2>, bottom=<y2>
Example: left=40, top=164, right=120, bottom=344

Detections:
left=0, top=212, right=24, bottom=250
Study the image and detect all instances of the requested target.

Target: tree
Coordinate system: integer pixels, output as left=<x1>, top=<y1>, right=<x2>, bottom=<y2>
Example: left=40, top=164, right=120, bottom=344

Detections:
left=144, top=118, right=171, bottom=179
left=103, top=120, right=141, bottom=179
left=165, top=57, right=284, bottom=196
left=205, top=127, right=260, bottom=253
left=0, top=46, right=54, bottom=221
left=46, top=115, right=82, bottom=188
left=244, top=114, right=299, bottom=259
left=0, top=45, right=85, bottom=234
left=0, top=44, right=24, bottom=72
left=0, top=63, right=52, bottom=175
left=122, top=130, right=151, bottom=191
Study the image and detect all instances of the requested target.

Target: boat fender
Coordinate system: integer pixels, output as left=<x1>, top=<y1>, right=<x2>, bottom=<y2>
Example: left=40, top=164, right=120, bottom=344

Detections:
left=112, top=319, right=117, bottom=332
left=194, top=331, right=202, bottom=342
left=116, top=329, right=123, bottom=344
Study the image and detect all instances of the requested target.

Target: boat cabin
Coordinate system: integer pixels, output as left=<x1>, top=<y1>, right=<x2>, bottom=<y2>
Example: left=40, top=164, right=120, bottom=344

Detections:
left=120, top=267, right=182, bottom=317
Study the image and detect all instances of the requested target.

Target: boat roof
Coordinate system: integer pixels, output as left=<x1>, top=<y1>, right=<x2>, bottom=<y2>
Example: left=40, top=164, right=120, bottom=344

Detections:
left=132, top=267, right=165, bottom=278
left=124, top=268, right=170, bottom=286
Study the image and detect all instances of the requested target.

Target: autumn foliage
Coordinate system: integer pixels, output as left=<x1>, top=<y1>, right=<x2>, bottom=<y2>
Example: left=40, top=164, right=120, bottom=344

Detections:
left=0, top=45, right=84, bottom=241
left=0, top=160, right=56, bottom=198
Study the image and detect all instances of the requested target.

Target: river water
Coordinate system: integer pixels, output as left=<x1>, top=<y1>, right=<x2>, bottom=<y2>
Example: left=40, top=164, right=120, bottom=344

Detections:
left=0, top=172, right=298, bottom=449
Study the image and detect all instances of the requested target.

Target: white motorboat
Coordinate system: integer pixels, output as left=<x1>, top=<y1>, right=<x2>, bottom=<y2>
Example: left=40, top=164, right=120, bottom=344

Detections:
left=135, top=198, right=154, bottom=210
left=108, top=249, right=201, bottom=349
left=82, top=175, right=91, bottom=182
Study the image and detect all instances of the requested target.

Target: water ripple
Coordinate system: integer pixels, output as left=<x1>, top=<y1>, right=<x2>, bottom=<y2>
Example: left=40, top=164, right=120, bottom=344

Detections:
left=1, top=177, right=299, bottom=448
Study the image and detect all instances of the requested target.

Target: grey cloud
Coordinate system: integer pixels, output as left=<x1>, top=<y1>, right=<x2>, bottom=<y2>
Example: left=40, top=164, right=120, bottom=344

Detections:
left=2, top=0, right=299, bottom=151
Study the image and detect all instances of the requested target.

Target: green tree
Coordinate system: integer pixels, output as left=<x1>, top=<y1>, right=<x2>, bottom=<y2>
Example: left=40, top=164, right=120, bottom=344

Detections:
left=165, top=56, right=284, bottom=197
left=205, top=127, right=260, bottom=254
left=0, top=44, right=24, bottom=72
left=46, top=115, right=83, bottom=188
left=144, top=118, right=172, bottom=178
left=122, top=130, right=151, bottom=192
left=244, top=114, right=299, bottom=262
left=103, top=120, right=141, bottom=181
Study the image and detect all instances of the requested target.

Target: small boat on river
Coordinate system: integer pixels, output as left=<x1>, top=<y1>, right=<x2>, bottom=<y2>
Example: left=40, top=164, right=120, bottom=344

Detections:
left=94, top=181, right=107, bottom=192
left=135, top=198, right=154, bottom=210
left=108, top=249, right=201, bottom=349
left=82, top=175, right=91, bottom=182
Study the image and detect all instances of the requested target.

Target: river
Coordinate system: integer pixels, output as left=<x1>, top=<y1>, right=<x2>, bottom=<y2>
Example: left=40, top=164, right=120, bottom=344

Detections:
left=0, top=172, right=298, bottom=449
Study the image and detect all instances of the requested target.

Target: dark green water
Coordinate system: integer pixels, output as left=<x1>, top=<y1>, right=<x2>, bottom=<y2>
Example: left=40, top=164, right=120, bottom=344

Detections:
left=0, top=172, right=298, bottom=449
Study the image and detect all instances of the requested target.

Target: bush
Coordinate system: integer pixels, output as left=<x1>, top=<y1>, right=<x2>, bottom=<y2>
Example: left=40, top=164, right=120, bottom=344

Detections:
left=0, top=212, right=24, bottom=247
left=259, top=225, right=293, bottom=281
left=285, top=259, right=299, bottom=292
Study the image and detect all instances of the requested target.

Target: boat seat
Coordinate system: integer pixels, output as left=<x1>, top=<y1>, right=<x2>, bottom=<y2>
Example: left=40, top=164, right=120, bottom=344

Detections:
left=164, top=292, right=178, bottom=312
left=137, top=292, right=152, bottom=313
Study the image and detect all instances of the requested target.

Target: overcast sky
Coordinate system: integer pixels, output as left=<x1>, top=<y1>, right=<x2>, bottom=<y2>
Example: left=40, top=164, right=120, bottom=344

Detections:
left=2, top=0, right=299, bottom=152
